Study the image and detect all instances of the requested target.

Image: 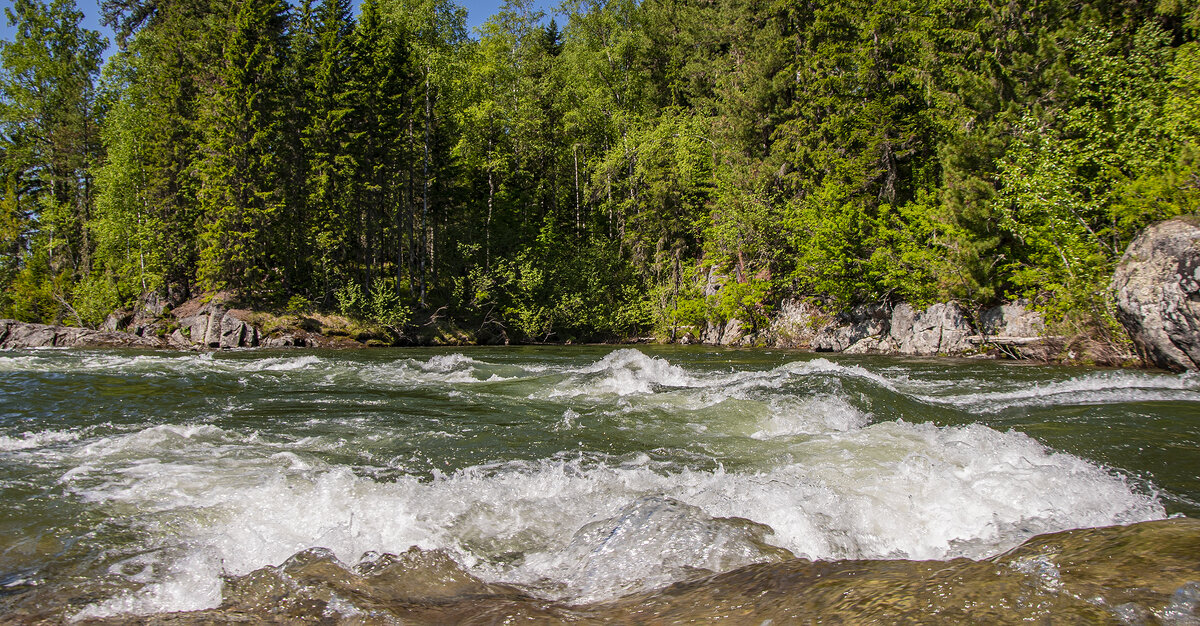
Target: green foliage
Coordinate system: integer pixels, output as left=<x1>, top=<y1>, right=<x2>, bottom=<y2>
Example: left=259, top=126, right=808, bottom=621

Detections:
left=72, top=271, right=120, bottom=326
left=4, top=0, right=1200, bottom=347
left=335, top=281, right=364, bottom=317
left=196, top=0, right=289, bottom=296
left=285, top=294, right=312, bottom=315
left=367, top=277, right=411, bottom=329
left=1, top=253, right=58, bottom=323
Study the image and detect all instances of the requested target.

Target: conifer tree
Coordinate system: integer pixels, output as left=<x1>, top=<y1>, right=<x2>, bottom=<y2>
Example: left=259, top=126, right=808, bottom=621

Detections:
left=349, top=0, right=412, bottom=289
left=196, top=0, right=288, bottom=296
left=100, top=0, right=222, bottom=304
left=301, top=0, right=355, bottom=302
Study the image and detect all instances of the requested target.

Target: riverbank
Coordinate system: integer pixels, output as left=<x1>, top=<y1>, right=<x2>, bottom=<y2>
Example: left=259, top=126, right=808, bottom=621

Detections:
left=8, top=216, right=1199, bottom=368
left=0, top=296, right=1126, bottom=366
left=0, top=298, right=1126, bottom=366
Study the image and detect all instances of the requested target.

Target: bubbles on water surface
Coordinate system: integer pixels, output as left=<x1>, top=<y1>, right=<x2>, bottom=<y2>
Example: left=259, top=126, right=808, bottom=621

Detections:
left=2, top=347, right=1192, bottom=620
left=58, top=415, right=1166, bottom=617
left=0, top=429, right=80, bottom=452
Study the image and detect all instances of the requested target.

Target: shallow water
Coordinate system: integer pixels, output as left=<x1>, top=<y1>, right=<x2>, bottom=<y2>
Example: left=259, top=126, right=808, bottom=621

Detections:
left=0, top=346, right=1196, bottom=622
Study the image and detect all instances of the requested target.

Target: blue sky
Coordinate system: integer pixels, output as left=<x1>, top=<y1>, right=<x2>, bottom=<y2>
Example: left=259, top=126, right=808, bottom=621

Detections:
left=1, top=0, right=557, bottom=58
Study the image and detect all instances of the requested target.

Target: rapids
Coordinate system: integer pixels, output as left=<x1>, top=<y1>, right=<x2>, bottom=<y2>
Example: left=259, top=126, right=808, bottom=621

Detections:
left=0, top=346, right=1196, bottom=622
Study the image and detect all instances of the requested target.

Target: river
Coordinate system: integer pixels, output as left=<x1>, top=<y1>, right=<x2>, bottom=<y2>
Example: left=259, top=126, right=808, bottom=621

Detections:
left=1, top=346, right=1197, bottom=622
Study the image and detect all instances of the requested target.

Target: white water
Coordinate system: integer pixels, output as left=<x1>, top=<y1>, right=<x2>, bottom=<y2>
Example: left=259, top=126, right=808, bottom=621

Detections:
left=63, top=419, right=1163, bottom=615
left=1, top=348, right=1189, bottom=618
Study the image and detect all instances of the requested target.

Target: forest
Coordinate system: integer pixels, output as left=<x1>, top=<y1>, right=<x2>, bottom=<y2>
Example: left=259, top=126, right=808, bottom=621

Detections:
left=3, top=0, right=1200, bottom=344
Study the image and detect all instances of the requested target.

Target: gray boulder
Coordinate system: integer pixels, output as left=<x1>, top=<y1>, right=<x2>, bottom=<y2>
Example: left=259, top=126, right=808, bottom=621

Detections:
left=980, top=301, right=1045, bottom=339
left=0, top=319, right=165, bottom=349
left=173, top=299, right=261, bottom=349
left=894, top=302, right=973, bottom=355
left=1112, top=217, right=1200, bottom=371
left=703, top=318, right=746, bottom=346
left=812, top=304, right=889, bottom=352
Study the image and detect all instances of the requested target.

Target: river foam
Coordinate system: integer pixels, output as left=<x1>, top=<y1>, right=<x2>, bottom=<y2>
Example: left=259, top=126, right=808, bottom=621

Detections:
left=62, top=416, right=1163, bottom=617
left=1, top=347, right=1189, bottom=619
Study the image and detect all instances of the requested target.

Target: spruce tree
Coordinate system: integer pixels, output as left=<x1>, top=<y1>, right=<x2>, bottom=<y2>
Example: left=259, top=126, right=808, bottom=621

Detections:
left=302, top=0, right=354, bottom=302
left=196, top=0, right=288, bottom=297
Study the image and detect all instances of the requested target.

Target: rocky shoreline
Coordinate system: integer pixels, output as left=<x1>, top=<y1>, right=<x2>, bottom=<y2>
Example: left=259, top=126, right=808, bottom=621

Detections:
left=3, top=217, right=1197, bottom=370
left=700, top=298, right=1059, bottom=361
left=0, top=297, right=1090, bottom=363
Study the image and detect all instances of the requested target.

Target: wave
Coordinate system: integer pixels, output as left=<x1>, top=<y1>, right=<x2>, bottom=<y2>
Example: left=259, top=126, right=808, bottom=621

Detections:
left=918, top=369, right=1200, bottom=412
left=61, top=417, right=1163, bottom=617
left=0, top=429, right=81, bottom=452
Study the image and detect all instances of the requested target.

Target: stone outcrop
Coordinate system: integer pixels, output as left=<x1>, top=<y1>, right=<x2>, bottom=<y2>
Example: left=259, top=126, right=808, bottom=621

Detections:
left=813, top=304, right=890, bottom=352
left=1112, top=217, right=1200, bottom=371
left=718, top=299, right=1048, bottom=358
left=0, top=296, right=270, bottom=352
left=980, top=301, right=1046, bottom=339
left=895, top=302, right=974, bottom=355
left=173, top=299, right=261, bottom=349
left=766, top=299, right=826, bottom=348
left=702, top=318, right=746, bottom=346
left=0, top=319, right=166, bottom=349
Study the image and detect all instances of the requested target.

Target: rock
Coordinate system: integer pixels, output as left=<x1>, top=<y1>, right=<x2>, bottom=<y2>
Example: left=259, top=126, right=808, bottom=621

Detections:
left=703, top=318, right=745, bottom=346
left=1112, top=217, right=1200, bottom=371
left=202, top=306, right=224, bottom=347
left=263, top=334, right=306, bottom=348
left=844, top=335, right=896, bottom=354
left=767, top=299, right=826, bottom=348
left=219, top=315, right=245, bottom=349
left=889, top=303, right=916, bottom=341
left=169, top=297, right=264, bottom=350
left=895, top=302, right=973, bottom=355
left=0, top=320, right=58, bottom=348
left=812, top=304, right=889, bottom=352
left=168, top=329, right=193, bottom=350
left=980, top=301, right=1045, bottom=338
left=101, top=310, right=133, bottom=332
left=0, top=319, right=165, bottom=349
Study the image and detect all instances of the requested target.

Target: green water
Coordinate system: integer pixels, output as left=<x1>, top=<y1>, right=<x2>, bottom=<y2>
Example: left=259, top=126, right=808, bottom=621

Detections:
left=0, top=346, right=1197, bottom=621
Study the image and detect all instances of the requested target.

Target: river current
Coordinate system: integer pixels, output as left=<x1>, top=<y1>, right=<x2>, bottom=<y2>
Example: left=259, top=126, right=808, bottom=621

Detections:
left=0, top=346, right=1198, bottom=622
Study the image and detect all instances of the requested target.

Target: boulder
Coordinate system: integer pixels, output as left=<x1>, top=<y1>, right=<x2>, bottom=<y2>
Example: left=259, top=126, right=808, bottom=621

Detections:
left=703, top=318, right=746, bottom=346
left=171, top=298, right=263, bottom=349
left=894, top=302, right=973, bottom=355
left=219, top=315, right=245, bottom=349
left=1112, top=217, right=1200, bottom=371
left=101, top=310, right=134, bottom=332
left=812, top=304, right=889, bottom=352
left=980, top=301, right=1045, bottom=339
left=0, top=319, right=165, bottom=349
left=0, top=320, right=59, bottom=348
left=844, top=335, right=897, bottom=354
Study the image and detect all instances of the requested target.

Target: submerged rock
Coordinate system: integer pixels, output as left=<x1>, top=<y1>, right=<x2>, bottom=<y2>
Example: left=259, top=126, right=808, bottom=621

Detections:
left=56, top=518, right=1200, bottom=625
left=546, top=496, right=792, bottom=602
left=1113, top=217, right=1200, bottom=371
